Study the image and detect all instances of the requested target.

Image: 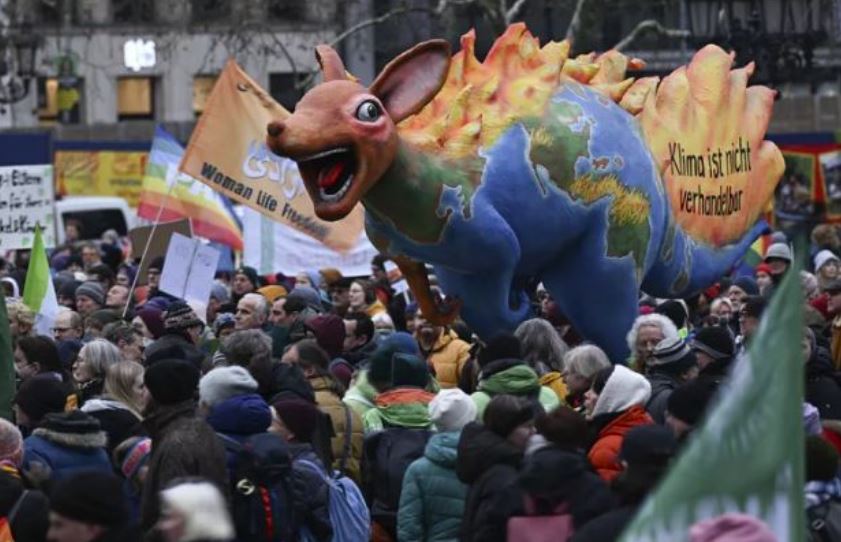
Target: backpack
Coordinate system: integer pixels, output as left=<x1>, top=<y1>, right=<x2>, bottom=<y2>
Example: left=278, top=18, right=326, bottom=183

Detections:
left=506, top=497, right=574, bottom=542
left=219, top=432, right=301, bottom=542
left=296, top=459, right=370, bottom=542
left=362, top=427, right=431, bottom=537
left=808, top=499, right=841, bottom=542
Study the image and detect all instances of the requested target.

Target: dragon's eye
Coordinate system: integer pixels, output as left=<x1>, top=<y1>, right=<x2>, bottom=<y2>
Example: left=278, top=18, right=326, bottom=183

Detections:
left=355, top=100, right=381, bottom=122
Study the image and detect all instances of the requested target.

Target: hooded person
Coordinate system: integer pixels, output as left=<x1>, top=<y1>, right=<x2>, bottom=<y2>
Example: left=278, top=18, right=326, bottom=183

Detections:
left=140, top=359, right=227, bottom=533
left=144, top=301, right=207, bottom=370
left=815, top=249, right=841, bottom=292
left=644, top=337, right=699, bottom=424
left=471, top=334, right=560, bottom=420
left=584, top=365, right=654, bottom=481
left=457, top=395, right=536, bottom=542
left=397, top=389, right=476, bottom=542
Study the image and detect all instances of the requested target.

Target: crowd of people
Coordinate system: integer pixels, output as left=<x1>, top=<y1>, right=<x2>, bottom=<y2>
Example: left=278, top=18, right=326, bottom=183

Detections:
left=0, top=221, right=838, bottom=542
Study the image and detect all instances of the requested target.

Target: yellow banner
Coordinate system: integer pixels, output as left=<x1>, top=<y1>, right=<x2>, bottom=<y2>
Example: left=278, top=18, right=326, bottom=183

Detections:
left=55, top=150, right=147, bottom=208
left=179, top=60, right=364, bottom=252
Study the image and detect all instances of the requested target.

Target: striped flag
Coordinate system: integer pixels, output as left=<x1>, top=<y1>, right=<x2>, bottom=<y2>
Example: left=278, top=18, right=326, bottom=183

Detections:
left=22, top=226, right=60, bottom=337
left=138, top=126, right=243, bottom=251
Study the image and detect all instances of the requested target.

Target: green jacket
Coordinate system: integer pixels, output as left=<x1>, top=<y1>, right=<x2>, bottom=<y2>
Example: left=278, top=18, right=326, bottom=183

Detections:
left=471, top=362, right=560, bottom=419
left=362, top=388, right=435, bottom=433
left=397, top=431, right=467, bottom=541
left=344, top=370, right=378, bottom=419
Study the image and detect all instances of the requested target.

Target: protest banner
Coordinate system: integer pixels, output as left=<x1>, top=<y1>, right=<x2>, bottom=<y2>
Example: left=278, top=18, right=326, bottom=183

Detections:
left=179, top=59, right=365, bottom=252
left=159, top=233, right=220, bottom=322
left=620, top=261, right=804, bottom=540
left=0, top=164, right=56, bottom=250
left=242, top=207, right=378, bottom=277
left=54, top=150, right=147, bottom=207
left=128, top=219, right=192, bottom=286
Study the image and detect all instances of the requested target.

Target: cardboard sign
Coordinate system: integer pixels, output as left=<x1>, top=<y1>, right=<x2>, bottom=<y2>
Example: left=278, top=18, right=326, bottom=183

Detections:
left=0, top=165, right=56, bottom=250
left=128, top=219, right=192, bottom=286
left=159, top=233, right=220, bottom=306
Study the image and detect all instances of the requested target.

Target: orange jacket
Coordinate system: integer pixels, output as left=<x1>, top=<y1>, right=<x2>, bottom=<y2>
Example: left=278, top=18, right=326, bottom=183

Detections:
left=421, top=330, right=471, bottom=389
left=587, top=405, right=653, bottom=482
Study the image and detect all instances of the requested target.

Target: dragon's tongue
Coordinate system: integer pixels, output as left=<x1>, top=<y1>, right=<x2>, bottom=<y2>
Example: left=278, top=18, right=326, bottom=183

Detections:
left=319, top=162, right=345, bottom=189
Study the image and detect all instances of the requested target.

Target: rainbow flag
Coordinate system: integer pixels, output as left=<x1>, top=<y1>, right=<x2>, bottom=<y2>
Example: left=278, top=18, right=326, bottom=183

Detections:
left=138, top=126, right=243, bottom=250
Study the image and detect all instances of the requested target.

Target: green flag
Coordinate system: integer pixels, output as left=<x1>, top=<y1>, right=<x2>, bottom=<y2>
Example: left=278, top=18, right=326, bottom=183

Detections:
left=620, top=265, right=805, bottom=540
left=0, top=290, right=16, bottom=421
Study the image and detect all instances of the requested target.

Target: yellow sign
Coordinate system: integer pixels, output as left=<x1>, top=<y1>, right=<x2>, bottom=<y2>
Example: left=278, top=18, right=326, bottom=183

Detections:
left=179, top=60, right=364, bottom=252
left=55, top=150, right=147, bottom=208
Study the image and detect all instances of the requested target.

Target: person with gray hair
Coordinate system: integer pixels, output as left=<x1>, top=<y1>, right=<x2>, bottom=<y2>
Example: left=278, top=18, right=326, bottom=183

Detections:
left=514, top=318, right=570, bottom=403
left=625, top=313, right=679, bottom=370
left=74, top=338, right=123, bottom=405
left=561, top=344, right=612, bottom=410
left=235, top=292, right=269, bottom=331
left=0, top=418, right=23, bottom=468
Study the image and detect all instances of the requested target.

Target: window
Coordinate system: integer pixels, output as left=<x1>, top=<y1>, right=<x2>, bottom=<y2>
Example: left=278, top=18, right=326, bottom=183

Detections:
left=269, top=73, right=303, bottom=112
left=38, top=77, right=82, bottom=125
left=117, top=76, right=156, bottom=121
left=268, top=0, right=302, bottom=20
left=193, top=74, right=217, bottom=116
left=113, top=0, right=154, bottom=23
left=62, top=209, right=129, bottom=239
left=191, top=0, right=230, bottom=22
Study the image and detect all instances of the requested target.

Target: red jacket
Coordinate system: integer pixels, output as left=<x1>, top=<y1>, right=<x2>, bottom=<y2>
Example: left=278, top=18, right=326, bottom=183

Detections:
left=588, top=405, right=653, bottom=482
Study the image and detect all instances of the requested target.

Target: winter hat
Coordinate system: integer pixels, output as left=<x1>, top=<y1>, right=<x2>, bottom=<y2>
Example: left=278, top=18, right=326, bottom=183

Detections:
left=733, top=276, right=759, bottom=296
left=478, top=333, right=522, bottom=368
left=50, top=471, right=128, bottom=527
left=287, top=286, right=323, bottom=313
left=484, top=395, right=534, bottom=438
left=75, top=281, right=105, bottom=305
left=689, top=514, right=778, bottom=542
left=271, top=396, right=321, bottom=443
left=199, top=366, right=258, bottom=408
left=137, top=306, right=165, bottom=339
left=619, top=425, right=677, bottom=467
left=655, top=300, right=688, bottom=330
left=591, top=365, right=652, bottom=418
left=143, top=296, right=172, bottom=312
left=379, top=331, right=420, bottom=356
left=305, top=314, right=346, bottom=359
left=144, top=359, right=200, bottom=405
left=806, top=435, right=840, bottom=482
left=329, top=359, right=354, bottom=390
left=14, top=375, right=69, bottom=424
left=754, top=262, right=773, bottom=277
left=210, top=283, right=230, bottom=303
left=391, top=353, right=430, bottom=388
left=666, top=379, right=717, bottom=425
left=815, top=250, right=840, bottom=273
left=692, top=327, right=735, bottom=361
left=650, top=337, right=697, bottom=369
left=741, top=296, right=767, bottom=319
left=236, top=266, right=260, bottom=289
left=764, top=242, right=792, bottom=263
left=88, top=309, right=121, bottom=328
left=257, top=285, right=287, bottom=303
left=429, top=388, right=477, bottom=432
left=213, top=313, right=236, bottom=336
left=319, top=268, right=343, bottom=287
left=119, top=437, right=152, bottom=480
left=58, top=280, right=81, bottom=300
left=163, top=301, right=203, bottom=333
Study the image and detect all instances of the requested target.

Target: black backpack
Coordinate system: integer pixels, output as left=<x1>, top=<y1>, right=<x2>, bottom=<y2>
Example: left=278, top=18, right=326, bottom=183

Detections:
left=809, top=499, right=841, bottom=542
left=361, top=427, right=431, bottom=538
left=219, top=432, right=302, bottom=542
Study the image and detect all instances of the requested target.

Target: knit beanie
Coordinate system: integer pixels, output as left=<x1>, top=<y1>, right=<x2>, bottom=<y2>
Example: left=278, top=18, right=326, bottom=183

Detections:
left=391, top=353, right=430, bottom=388
left=271, top=396, right=320, bottom=443
left=163, top=301, right=203, bottom=333
left=58, top=280, right=81, bottom=300
left=655, top=300, right=688, bottom=330
left=236, top=266, right=260, bottom=289
left=815, top=250, right=841, bottom=273
left=429, top=388, right=476, bottom=432
left=328, top=359, right=354, bottom=390
left=733, top=276, right=759, bottom=296
left=689, top=513, right=778, bottom=542
left=650, top=337, right=697, bottom=371
left=319, top=268, right=343, bottom=288
left=119, top=437, right=152, bottom=480
left=619, top=424, right=677, bottom=467
left=144, top=359, right=200, bottom=405
left=257, top=285, right=287, bottom=303
left=75, top=281, right=105, bottom=305
left=213, top=313, right=236, bottom=336
left=305, top=314, right=346, bottom=359
left=478, top=334, right=522, bottom=368
left=666, top=379, right=717, bottom=425
left=287, top=287, right=323, bottom=313
left=379, top=331, right=420, bottom=356
left=199, top=366, right=258, bottom=408
left=14, top=375, right=69, bottom=424
left=137, top=306, right=165, bottom=339
left=692, top=327, right=735, bottom=361
left=50, top=471, right=128, bottom=527
left=764, top=242, right=793, bottom=263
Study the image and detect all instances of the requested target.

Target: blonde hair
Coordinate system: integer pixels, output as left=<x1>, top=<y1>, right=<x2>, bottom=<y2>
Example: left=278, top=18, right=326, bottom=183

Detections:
left=7, top=301, right=34, bottom=333
left=161, top=481, right=234, bottom=541
left=104, top=362, right=144, bottom=418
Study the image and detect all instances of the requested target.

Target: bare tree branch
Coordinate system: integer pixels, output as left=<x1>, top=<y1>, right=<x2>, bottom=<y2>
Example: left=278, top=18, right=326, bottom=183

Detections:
left=505, top=0, right=530, bottom=24
left=565, top=0, right=588, bottom=42
left=613, top=19, right=690, bottom=51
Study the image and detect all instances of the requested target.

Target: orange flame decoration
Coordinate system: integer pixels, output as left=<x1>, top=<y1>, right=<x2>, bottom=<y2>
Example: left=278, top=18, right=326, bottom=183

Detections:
left=398, top=24, right=784, bottom=247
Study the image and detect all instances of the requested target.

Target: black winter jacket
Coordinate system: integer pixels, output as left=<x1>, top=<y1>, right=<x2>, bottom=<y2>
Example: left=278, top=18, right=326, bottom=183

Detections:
left=456, top=422, right=524, bottom=542
left=288, top=443, right=334, bottom=542
left=806, top=347, right=841, bottom=421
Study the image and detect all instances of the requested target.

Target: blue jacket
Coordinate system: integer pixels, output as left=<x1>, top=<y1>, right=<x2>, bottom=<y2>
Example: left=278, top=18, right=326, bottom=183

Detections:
left=397, top=431, right=468, bottom=542
left=206, top=394, right=272, bottom=471
left=23, top=412, right=112, bottom=482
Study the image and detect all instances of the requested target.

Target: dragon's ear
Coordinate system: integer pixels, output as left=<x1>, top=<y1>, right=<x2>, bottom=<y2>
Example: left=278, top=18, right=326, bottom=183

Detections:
left=315, top=45, right=347, bottom=82
left=370, top=39, right=451, bottom=123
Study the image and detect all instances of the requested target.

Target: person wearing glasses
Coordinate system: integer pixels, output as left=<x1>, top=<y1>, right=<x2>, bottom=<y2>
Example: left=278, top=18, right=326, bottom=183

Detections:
left=52, top=308, right=84, bottom=343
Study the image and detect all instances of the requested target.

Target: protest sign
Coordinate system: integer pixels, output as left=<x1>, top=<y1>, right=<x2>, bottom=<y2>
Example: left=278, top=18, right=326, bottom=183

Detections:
left=128, top=219, right=192, bottom=286
left=242, top=207, right=378, bottom=277
left=179, top=60, right=365, bottom=252
left=159, top=233, right=220, bottom=304
left=0, top=165, right=56, bottom=250
left=55, top=150, right=147, bottom=207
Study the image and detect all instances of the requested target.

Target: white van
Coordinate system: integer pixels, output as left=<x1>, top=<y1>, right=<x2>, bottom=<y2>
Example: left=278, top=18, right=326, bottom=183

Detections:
left=55, top=196, right=136, bottom=244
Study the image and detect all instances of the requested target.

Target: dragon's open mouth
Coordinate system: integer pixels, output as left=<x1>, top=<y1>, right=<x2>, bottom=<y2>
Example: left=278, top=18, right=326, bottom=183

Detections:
left=297, top=147, right=357, bottom=203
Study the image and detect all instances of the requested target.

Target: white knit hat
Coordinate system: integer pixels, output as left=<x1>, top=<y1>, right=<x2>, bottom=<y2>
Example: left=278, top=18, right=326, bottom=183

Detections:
left=429, top=388, right=477, bottom=432
left=764, top=242, right=792, bottom=263
left=199, top=366, right=258, bottom=408
left=814, top=250, right=840, bottom=273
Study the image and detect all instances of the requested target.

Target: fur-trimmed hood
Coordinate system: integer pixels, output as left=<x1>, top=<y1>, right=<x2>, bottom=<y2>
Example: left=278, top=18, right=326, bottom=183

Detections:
left=32, top=411, right=108, bottom=449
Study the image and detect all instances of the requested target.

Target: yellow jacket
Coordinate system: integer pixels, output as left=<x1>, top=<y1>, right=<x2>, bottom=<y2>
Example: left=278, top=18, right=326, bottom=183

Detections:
left=421, top=330, right=471, bottom=389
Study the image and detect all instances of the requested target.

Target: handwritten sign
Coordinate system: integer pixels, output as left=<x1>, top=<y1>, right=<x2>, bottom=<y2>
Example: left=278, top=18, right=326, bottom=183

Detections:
left=0, top=165, right=56, bottom=250
left=160, top=233, right=220, bottom=309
